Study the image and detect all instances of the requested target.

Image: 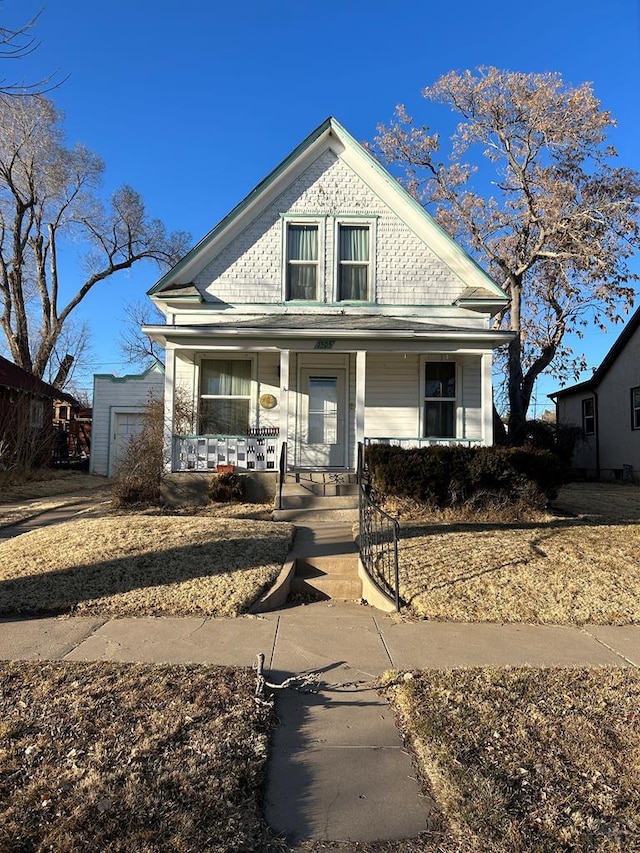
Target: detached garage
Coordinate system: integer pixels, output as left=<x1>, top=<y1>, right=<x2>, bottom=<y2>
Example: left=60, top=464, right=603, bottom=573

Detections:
left=90, top=364, right=164, bottom=477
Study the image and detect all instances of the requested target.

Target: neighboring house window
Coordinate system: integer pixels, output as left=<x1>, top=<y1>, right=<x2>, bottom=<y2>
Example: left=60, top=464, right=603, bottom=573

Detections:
left=424, top=363, right=456, bottom=437
left=632, top=386, right=640, bottom=430
left=337, top=224, right=369, bottom=301
left=199, top=359, right=252, bottom=434
left=582, top=398, right=595, bottom=435
left=30, top=398, right=45, bottom=428
left=286, top=223, right=318, bottom=300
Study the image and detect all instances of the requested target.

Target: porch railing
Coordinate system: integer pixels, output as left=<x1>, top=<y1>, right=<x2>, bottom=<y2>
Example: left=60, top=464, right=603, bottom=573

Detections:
left=364, top=436, right=481, bottom=450
left=357, top=441, right=401, bottom=612
left=277, top=441, right=287, bottom=510
left=172, top=428, right=279, bottom=472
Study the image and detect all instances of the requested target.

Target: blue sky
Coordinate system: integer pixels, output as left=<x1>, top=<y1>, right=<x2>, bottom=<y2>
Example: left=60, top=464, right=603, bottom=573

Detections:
left=3, top=0, right=640, bottom=410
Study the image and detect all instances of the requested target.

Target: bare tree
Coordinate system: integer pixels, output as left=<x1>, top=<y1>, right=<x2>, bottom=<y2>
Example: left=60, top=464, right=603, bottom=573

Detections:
left=0, top=95, right=190, bottom=380
left=0, top=11, right=62, bottom=96
left=374, top=67, right=640, bottom=444
left=120, top=299, right=165, bottom=369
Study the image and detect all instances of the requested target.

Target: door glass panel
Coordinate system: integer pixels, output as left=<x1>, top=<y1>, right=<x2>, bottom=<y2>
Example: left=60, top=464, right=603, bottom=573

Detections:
left=308, top=377, right=338, bottom=444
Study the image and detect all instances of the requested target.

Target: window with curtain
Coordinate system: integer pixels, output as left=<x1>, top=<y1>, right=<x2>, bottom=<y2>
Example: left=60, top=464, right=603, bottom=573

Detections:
left=424, top=363, right=456, bottom=438
left=582, top=398, right=595, bottom=435
left=338, top=224, right=369, bottom=301
left=199, top=359, right=251, bottom=434
left=287, top=223, right=318, bottom=300
left=632, top=387, right=640, bottom=430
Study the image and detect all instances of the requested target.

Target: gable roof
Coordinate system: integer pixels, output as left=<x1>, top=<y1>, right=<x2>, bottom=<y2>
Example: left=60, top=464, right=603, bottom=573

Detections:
left=148, top=116, right=507, bottom=306
left=0, top=355, right=78, bottom=404
left=549, top=304, right=640, bottom=399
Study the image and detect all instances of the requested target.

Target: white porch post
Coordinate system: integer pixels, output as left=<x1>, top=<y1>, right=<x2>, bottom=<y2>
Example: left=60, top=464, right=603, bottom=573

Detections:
left=481, top=351, right=493, bottom=446
left=355, top=349, right=366, bottom=461
left=163, top=345, right=176, bottom=471
left=279, top=349, right=290, bottom=465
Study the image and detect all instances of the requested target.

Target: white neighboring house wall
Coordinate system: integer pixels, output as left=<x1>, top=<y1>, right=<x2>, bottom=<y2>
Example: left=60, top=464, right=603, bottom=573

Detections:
left=551, top=306, right=640, bottom=480
left=90, top=364, right=165, bottom=477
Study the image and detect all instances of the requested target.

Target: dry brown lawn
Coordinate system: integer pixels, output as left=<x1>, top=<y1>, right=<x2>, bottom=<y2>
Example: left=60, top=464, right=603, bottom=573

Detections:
left=393, top=482, right=640, bottom=624
left=0, top=515, right=292, bottom=617
left=0, top=473, right=111, bottom=527
left=383, top=666, right=640, bottom=853
left=0, top=660, right=282, bottom=853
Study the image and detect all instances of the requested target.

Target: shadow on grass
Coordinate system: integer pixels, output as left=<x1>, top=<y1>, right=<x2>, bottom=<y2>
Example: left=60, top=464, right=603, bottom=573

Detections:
left=0, top=533, right=289, bottom=617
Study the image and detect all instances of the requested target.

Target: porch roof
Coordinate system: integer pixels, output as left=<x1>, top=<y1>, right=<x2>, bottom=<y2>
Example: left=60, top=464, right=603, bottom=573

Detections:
left=143, top=314, right=514, bottom=347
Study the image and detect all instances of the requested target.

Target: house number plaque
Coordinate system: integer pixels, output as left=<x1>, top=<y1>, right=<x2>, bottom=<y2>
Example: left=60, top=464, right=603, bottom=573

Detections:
left=314, top=340, right=335, bottom=350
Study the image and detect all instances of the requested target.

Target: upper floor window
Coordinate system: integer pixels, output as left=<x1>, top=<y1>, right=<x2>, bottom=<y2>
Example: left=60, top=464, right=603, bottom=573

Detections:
left=424, top=362, right=456, bottom=438
left=286, top=223, right=318, bottom=300
left=337, top=224, right=370, bottom=301
left=582, top=397, right=595, bottom=435
left=632, top=386, right=640, bottom=430
left=199, top=359, right=252, bottom=435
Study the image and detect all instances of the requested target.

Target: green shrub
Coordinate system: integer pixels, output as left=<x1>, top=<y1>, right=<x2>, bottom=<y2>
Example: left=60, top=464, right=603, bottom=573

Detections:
left=208, top=472, right=245, bottom=503
left=365, top=443, right=566, bottom=510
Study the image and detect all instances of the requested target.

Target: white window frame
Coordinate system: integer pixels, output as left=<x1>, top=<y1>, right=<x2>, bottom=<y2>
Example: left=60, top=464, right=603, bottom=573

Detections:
left=196, top=355, right=256, bottom=436
left=334, top=217, right=376, bottom=303
left=420, top=358, right=459, bottom=439
left=30, top=397, right=45, bottom=428
left=582, top=397, right=595, bottom=435
left=281, top=216, right=324, bottom=302
left=632, top=386, right=640, bottom=431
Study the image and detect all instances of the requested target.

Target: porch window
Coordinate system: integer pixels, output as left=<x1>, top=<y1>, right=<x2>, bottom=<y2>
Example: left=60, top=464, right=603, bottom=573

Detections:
left=338, top=225, right=369, bottom=301
left=632, top=387, right=640, bottom=430
left=286, top=223, right=318, bottom=300
left=582, top=398, right=595, bottom=435
left=424, top=363, right=456, bottom=437
left=199, top=359, right=251, bottom=434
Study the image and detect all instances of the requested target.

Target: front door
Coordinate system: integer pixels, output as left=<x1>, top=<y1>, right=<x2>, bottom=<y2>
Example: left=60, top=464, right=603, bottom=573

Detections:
left=298, top=369, right=346, bottom=468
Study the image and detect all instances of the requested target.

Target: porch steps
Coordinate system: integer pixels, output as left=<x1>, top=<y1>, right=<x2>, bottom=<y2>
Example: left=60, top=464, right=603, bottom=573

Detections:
left=272, top=472, right=359, bottom=522
left=289, top=522, right=362, bottom=603
left=290, top=554, right=362, bottom=601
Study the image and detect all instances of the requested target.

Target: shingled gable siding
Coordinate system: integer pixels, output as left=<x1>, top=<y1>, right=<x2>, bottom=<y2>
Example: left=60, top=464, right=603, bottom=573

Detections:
left=193, top=150, right=465, bottom=308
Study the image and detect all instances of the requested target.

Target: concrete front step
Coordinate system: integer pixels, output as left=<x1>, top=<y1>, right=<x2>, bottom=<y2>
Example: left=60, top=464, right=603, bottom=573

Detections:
left=279, top=493, right=359, bottom=511
left=283, top=471, right=359, bottom=497
left=273, top=507, right=359, bottom=523
left=291, top=554, right=362, bottom=601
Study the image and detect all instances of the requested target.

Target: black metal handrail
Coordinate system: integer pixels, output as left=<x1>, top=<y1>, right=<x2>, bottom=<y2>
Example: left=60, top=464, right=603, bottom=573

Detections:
left=357, top=442, right=401, bottom=611
left=277, top=441, right=287, bottom=510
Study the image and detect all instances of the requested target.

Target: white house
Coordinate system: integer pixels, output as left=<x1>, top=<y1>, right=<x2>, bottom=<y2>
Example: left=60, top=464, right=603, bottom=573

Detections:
left=90, top=364, right=164, bottom=477
left=143, top=117, right=512, bottom=488
left=550, top=306, right=640, bottom=481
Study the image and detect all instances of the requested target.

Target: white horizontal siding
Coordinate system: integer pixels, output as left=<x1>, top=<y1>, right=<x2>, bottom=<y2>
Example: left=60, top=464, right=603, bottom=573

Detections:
left=461, top=358, right=482, bottom=440
left=365, top=353, right=420, bottom=437
left=90, top=371, right=164, bottom=477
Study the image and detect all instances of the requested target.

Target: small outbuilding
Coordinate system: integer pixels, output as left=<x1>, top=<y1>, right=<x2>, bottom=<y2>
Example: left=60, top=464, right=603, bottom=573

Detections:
left=90, top=364, right=164, bottom=477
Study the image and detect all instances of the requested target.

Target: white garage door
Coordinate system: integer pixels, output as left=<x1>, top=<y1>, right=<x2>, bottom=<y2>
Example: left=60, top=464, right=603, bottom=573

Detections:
left=110, top=412, right=146, bottom=476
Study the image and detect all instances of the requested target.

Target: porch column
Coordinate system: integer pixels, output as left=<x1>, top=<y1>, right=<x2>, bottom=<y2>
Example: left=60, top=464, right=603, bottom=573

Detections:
left=163, top=345, right=176, bottom=471
left=279, top=349, right=290, bottom=464
left=481, top=352, right=493, bottom=446
left=355, top=349, right=366, bottom=454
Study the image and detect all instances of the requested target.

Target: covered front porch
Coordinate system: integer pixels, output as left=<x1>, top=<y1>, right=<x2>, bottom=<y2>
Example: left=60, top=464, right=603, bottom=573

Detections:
left=161, top=335, right=500, bottom=476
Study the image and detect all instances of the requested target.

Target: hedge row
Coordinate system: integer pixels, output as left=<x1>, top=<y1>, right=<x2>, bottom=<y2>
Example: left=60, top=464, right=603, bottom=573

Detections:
left=365, top=444, right=568, bottom=509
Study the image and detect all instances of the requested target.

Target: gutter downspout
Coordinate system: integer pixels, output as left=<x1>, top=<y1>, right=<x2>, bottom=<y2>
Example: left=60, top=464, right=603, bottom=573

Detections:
left=593, top=390, right=601, bottom=480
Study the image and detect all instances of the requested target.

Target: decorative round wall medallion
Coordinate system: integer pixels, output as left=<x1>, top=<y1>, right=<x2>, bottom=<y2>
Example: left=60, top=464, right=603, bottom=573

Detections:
left=259, top=393, right=277, bottom=410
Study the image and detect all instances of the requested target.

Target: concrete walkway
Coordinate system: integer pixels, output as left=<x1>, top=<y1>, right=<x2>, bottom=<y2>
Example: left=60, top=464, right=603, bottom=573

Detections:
left=2, top=606, right=640, bottom=844
left=2, top=495, right=640, bottom=844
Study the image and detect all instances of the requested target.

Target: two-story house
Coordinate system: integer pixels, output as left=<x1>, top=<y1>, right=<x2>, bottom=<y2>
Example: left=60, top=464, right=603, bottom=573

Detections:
left=143, top=117, right=512, bottom=493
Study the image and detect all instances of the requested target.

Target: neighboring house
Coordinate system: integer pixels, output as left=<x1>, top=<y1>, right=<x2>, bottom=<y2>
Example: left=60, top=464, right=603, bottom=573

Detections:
left=0, top=355, right=78, bottom=468
left=90, top=364, right=164, bottom=477
left=143, top=117, right=512, bottom=484
left=550, top=305, right=640, bottom=481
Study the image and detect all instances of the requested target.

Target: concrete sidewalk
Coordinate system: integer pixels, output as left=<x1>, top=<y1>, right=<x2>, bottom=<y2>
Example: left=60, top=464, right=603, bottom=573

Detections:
left=2, top=605, right=639, bottom=844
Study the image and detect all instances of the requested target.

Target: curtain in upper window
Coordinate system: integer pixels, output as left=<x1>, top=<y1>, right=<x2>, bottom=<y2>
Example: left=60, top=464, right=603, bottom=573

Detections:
left=338, top=225, right=369, bottom=300
left=287, top=224, right=318, bottom=300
